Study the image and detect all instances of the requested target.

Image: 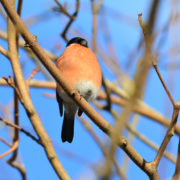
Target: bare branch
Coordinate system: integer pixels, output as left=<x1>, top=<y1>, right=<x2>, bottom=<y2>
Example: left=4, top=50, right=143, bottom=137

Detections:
left=138, top=13, right=176, bottom=107
left=61, top=0, right=80, bottom=42
left=154, top=102, right=180, bottom=167
left=26, top=68, right=40, bottom=83
left=0, top=141, right=18, bottom=159
left=0, top=117, right=41, bottom=145
left=79, top=116, right=127, bottom=180
left=0, top=45, right=9, bottom=58
left=0, top=136, right=13, bottom=147
left=172, top=138, right=180, bottom=180
left=54, top=0, right=74, bottom=19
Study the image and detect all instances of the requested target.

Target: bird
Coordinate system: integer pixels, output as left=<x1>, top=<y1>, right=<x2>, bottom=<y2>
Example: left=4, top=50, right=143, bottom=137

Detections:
left=56, top=37, right=102, bottom=143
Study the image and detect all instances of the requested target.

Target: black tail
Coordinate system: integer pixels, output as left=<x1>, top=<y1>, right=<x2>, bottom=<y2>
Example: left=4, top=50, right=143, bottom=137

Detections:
left=61, top=112, right=74, bottom=143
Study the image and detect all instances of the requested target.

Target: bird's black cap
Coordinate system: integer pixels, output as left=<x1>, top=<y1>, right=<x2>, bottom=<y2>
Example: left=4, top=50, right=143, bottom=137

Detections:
left=66, top=37, right=88, bottom=47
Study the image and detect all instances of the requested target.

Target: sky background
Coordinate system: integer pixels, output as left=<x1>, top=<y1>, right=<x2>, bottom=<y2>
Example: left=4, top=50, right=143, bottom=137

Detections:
left=0, top=0, right=180, bottom=180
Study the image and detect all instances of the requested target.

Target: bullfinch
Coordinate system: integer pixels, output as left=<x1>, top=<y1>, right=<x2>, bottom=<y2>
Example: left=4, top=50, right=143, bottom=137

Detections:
left=56, top=37, right=102, bottom=143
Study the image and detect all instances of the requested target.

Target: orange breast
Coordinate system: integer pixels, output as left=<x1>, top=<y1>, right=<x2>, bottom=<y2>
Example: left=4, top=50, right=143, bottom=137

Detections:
left=56, top=44, right=102, bottom=92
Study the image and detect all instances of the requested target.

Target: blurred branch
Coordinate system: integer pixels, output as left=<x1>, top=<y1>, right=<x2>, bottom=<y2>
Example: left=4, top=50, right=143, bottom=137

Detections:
left=103, top=15, right=157, bottom=180
left=147, top=0, right=160, bottom=35
left=26, top=67, right=40, bottom=83
left=122, top=114, right=141, bottom=173
left=0, top=79, right=56, bottom=88
left=27, top=52, right=53, bottom=81
left=54, top=0, right=73, bottom=19
left=138, top=13, right=175, bottom=107
left=0, top=31, right=58, bottom=80
left=0, top=140, right=18, bottom=159
left=98, top=91, right=180, bottom=134
left=0, top=136, right=13, bottom=147
left=17, top=0, right=23, bottom=15
left=91, top=0, right=103, bottom=52
left=102, top=2, right=161, bottom=177
left=95, top=101, right=176, bottom=172
left=59, top=0, right=80, bottom=42
left=0, top=45, right=9, bottom=58
left=0, top=30, right=58, bottom=60
left=0, top=4, right=6, bottom=18
left=0, top=117, right=41, bottom=145
left=172, top=138, right=180, bottom=180
left=125, top=121, right=176, bottom=164
left=99, top=6, right=121, bottom=76
left=139, top=13, right=180, bottom=178
left=1, top=79, right=180, bottom=135
left=79, top=117, right=126, bottom=180
left=154, top=103, right=180, bottom=167
left=2, top=76, right=24, bottom=104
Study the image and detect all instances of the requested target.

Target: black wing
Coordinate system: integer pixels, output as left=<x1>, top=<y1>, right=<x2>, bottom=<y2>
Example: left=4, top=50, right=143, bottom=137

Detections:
left=56, top=89, right=63, bottom=116
left=78, top=108, right=83, bottom=116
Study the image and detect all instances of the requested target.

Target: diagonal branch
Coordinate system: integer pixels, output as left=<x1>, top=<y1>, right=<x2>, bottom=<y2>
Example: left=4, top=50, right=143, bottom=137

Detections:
left=0, top=136, right=13, bottom=147
left=0, top=45, right=9, bottom=58
left=61, top=0, right=80, bottom=42
left=138, top=13, right=176, bottom=107
left=154, top=103, right=180, bottom=167
left=0, top=117, right=41, bottom=145
left=79, top=117, right=126, bottom=180
left=54, top=0, right=73, bottom=19
left=172, top=137, right=180, bottom=180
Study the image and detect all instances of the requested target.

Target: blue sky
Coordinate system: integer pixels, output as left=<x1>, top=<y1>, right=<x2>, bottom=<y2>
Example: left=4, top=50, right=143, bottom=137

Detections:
left=0, top=0, right=180, bottom=180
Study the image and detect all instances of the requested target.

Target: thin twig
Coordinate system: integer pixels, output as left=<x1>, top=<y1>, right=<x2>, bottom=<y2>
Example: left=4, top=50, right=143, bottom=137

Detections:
left=2, top=76, right=24, bottom=104
left=54, top=0, right=74, bottom=19
left=91, top=0, right=103, bottom=52
left=0, top=118, right=42, bottom=145
left=27, top=53, right=53, bottom=81
left=91, top=0, right=97, bottom=52
left=153, top=64, right=176, bottom=107
left=0, top=30, right=58, bottom=60
left=26, top=68, right=40, bottom=83
left=138, top=13, right=176, bottom=107
left=172, top=138, right=180, bottom=180
left=0, top=141, right=18, bottom=159
left=138, top=13, right=180, bottom=172
left=126, top=122, right=176, bottom=164
left=61, top=0, right=80, bottom=42
left=154, top=102, right=180, bottom=167
left=0, top=45, right=9, bottom=58
left=0, top=136, right=13, bottom=147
